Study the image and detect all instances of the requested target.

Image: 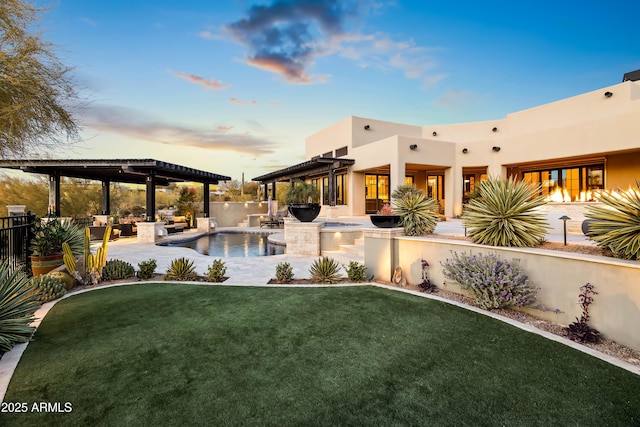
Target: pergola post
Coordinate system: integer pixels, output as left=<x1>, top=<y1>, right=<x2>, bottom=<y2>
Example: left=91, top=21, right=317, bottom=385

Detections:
left=271, top=182, right=276, bottom=201
left=101, top=180, right=111, bottom=215
left=145, top=171, right=156, bottom=222
left=48, top=172, right=61, bottom=217
left=328, top=166, right=336, bottom=206
left=203, top=182, right=210, bottom=218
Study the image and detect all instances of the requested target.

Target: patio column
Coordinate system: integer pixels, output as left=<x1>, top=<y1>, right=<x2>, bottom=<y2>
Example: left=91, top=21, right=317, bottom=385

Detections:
left=101, top=180, right=111, bottom=215
left=145, top=171, right=156, bottom=222
left=48, top=172, right=61, bottom=217
left=203, top=182, right=210, bottom=218
left=328, top=166, right=336, bottom=206
left=271, top=182, right=276, bottom=201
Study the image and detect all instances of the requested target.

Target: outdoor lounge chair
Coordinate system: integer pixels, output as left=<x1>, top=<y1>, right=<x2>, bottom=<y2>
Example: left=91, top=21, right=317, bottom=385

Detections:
left=260, top=208, right=288, bottom=228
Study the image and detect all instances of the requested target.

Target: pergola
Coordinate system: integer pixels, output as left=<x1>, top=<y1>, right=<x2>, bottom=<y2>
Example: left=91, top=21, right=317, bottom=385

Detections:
left=0, top=159, right=230, bottom=221
left=253, top=157, right=354, bottom=205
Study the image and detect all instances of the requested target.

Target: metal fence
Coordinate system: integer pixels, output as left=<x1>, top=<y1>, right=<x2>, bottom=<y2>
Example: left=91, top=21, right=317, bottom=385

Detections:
left=0, top=213, right=36, bottom=273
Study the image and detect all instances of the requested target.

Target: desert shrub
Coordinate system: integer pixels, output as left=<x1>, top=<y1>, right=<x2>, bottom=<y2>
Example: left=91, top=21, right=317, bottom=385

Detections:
left=585, top=184, right=640, bottom=260
left=391, top=189, right=439, bottom=236
left=309, top=257, right=342, bottom=284
left=138, top=259, right=157, bottom=280
left=275, top=262, right=294, bottom=283
left=418, top=259, right=437, bottom=293
left=205, top=259, right=227, bottom=282
left=441, top=251, right=537, bottom=310
left=462, top=177, right=549, bottom=247
left=0, top=263, right=40, bottom=352
left=565, top=283, right=600, bottom=343
left=30, top=274, right=66, bottom=303
left=344, top=261, right=367, bottom=282
left=165, top=257, right=197, bottom=281
left=101, top=259, right=135, bottom=281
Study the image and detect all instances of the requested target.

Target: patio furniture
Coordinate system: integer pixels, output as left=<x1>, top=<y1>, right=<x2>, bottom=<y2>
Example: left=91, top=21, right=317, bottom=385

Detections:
left=259, top=208, right=287, bottom=228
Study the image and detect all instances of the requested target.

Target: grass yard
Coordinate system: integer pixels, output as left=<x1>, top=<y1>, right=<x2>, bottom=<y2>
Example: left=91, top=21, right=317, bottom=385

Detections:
left=1, top=284, right=640, bottom=426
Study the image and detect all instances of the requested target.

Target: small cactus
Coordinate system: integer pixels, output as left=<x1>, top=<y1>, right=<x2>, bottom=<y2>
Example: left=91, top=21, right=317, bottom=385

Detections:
left=205, top=259, right=227, bottom=282
left=275, top=262, right=294, bottom=283
left=137, top=259, right=157, bottom=280
left=101, top=259, right=135, bottom=281
left=31, top=274, right=66, bottom=303
left=344, top=261, right=368, bottom=282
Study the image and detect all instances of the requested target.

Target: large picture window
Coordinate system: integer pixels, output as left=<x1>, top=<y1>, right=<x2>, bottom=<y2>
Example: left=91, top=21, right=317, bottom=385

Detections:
left=523, top=164, right=604, bottom=201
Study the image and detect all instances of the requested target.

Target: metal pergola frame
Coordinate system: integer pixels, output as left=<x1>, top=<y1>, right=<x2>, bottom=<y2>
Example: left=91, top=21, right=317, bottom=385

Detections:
left=0, top=159, right=231, bottom=221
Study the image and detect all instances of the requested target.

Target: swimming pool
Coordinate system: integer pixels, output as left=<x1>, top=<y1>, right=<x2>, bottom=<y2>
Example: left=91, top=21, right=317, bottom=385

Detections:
left=160, top=232, right=285, bottom=257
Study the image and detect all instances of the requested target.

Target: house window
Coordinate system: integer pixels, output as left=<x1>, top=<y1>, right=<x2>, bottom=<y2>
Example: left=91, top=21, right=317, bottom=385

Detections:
left=335, top=146, right=348, bottom=157
left=336, top=173, right=348, bottom=205
left=522, top=164, right=604, bottom=201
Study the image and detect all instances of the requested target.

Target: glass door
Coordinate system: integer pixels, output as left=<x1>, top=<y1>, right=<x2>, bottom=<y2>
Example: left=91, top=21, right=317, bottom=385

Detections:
left=365, top=174, right=390, bottom=213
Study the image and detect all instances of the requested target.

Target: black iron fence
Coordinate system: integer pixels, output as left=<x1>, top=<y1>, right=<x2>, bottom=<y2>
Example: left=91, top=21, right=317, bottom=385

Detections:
left=0, top=213, right=36, bottom=273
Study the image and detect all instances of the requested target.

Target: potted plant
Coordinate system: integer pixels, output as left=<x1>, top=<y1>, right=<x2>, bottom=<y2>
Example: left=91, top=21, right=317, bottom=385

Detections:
left=370, top=203, right=402, bottom=228
left=30, top=218, right=84, bottom=276
left=285, top=180, right=321, bottom=222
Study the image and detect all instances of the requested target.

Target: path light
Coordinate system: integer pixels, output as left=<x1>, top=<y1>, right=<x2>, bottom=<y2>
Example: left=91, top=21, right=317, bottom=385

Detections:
left=559, top=215, right=571, bottom=246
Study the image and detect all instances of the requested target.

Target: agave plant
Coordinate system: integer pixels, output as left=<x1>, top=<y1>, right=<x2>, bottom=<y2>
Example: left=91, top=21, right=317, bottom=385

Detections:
left=391, top=189, right=438, bottom=236
left=0, top=263, right=41, bottom=352
left=585, top=184, right=640, bottom=260
left=309, top=257, right=342, bottom=284
left=165, top=257, right=198, bottom=281
left=462, top=177, right=549, bottom=247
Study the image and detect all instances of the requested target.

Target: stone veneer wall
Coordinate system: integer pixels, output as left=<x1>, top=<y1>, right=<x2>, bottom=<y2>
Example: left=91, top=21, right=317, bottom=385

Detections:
left=284, top=222, right=323, bottom=256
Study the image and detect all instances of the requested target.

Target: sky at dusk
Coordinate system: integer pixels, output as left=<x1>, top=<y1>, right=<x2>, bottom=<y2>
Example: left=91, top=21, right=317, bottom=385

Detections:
left=29, top=0, right=640, bottom=182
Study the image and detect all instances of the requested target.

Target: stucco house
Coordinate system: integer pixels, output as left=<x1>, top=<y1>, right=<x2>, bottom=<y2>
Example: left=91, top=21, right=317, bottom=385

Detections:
left=254, top=74, right=640, bottom=219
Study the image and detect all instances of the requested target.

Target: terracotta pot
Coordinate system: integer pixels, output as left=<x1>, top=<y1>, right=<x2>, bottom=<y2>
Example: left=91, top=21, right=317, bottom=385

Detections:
left=31, top=254, right=64, bottom=276
left=370, top=214, right=402, bottom=228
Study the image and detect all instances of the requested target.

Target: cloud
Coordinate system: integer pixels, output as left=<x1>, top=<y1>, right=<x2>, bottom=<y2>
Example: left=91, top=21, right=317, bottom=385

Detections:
left=220, top=1, right=444, bottom=88
left=223, top=0, right=358, bottom=83
left=230, top=98, right=257, bottom=105
left=217, top=125, right=234, bottom=131
left=173, top=72, right=231, bottom=90
left=82, top=104, right=278, bottom=155
left=80, top=17, right=97, bottom=27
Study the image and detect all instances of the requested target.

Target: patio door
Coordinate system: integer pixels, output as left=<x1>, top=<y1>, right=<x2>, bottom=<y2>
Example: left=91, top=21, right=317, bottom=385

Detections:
left=365, top=174, right=390, bottom=214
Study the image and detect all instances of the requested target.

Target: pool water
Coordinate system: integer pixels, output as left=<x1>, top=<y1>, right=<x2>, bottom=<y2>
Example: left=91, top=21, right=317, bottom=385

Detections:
left=162, top=232, right=285, bottom=257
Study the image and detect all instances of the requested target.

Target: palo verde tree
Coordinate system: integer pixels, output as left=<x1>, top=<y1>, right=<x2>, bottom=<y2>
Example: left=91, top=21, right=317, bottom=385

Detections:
left=0, top=0, right=80, bottom=156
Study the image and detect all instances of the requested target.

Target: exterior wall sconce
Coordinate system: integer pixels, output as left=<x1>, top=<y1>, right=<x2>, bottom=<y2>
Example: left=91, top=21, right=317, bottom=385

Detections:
left=492, top=146, right=501, bottom=152
left=364, top=125, right=370, bottom=130
left=492, top=127, right=498, bottom=132
left=604, top=91, right=613, bottom=98
left=432, top=131, right=437, bottom=136
left=462, top=148, right=468, bottom=153
left=409, top=144, right=418, bottom=150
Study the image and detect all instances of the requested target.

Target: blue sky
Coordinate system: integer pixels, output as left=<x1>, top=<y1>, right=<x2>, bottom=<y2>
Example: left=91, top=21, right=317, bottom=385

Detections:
left=36, top=0, right=640, bottom=182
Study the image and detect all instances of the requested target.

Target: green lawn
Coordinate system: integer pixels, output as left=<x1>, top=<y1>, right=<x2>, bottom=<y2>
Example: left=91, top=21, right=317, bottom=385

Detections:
left=2, top=284, right=639, bottom=426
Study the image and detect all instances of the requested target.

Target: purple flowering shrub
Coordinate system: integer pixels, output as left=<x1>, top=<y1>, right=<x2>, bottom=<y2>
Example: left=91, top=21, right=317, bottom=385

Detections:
left=441, top=251, right=537, bottom=310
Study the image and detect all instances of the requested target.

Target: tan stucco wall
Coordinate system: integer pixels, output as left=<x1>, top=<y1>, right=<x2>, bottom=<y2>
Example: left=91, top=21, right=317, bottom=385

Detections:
left=607, top=151, right=640, bottom=189
left=384, top=237, right=640, bottom=351
left=303, top=81, right=640, bottom=218
left=208, top=202, right=268, bottom=227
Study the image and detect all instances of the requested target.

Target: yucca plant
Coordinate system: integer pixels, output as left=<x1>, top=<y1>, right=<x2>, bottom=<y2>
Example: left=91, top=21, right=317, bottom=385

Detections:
left=0, top=263, right=40, bottom=352
left=165, top=257, right=198, bottom=281
left=392, top=190, right=438, bottom=236
left=309, top=257, right=342, bottom=284
left=462, top=177, right=549, bottom=247
left=585, top=184, right=640, bottom=260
